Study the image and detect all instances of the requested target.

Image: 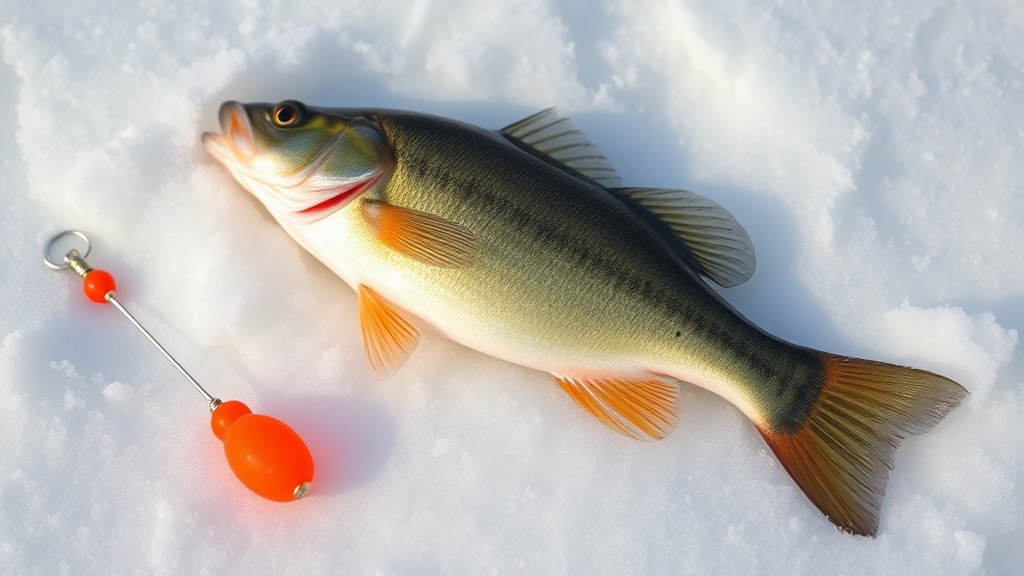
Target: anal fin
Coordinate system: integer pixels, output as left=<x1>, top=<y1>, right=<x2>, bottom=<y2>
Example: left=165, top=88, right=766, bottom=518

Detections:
left=358, top=284, right=420, bottom=380
left=554, top=374, right=679, bottom=441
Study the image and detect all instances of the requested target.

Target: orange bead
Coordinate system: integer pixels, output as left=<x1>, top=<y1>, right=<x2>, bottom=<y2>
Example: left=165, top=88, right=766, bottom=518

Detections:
left=222, top=413, right=314, bottom=502
left=83, top=269, right=116, bottom=303
left=210, top=400, right=252, bottom=441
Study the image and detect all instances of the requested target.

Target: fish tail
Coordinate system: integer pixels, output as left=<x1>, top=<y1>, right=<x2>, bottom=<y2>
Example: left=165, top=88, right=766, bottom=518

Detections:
left=756, top=353, right=967, bottom=536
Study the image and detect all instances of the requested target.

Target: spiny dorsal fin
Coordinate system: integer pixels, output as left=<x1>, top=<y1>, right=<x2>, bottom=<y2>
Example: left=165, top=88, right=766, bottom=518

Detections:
left=614, top=187, right=756, bottom=287
left=500, top=109, right=623, bottom=188
left=554, top=373, right=679, bottom=441
left=358, top=284, right=420, bottom=380
left=363, top=199, right=480, bottom=268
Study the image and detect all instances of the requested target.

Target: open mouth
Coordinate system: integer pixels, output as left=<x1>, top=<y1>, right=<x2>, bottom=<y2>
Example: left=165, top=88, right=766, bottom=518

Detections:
left=201, top=101, right=254, bottom=165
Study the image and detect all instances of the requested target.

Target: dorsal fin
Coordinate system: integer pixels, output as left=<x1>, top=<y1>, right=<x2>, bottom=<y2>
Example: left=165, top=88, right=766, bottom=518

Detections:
left=614, top=187, right=756, bottom=287
left=500, top=111, right=753, bottom=286
left=500, top=109, right=623, bottom=188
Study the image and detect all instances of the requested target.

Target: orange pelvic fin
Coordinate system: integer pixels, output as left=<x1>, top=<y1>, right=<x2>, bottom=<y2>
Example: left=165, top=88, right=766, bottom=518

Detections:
left=363, top=199, right=480, bottom=268
left=554, top=373, right=679, bottom=441
left=758, top=353, right=967, bottom=536
left=357, top=284, right=420, bottom=379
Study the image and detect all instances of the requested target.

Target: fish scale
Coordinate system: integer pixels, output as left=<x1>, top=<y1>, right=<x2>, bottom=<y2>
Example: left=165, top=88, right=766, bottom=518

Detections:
left=375, top=113, right=727, bottom=348
left=380, top=113, right=724, bottom=362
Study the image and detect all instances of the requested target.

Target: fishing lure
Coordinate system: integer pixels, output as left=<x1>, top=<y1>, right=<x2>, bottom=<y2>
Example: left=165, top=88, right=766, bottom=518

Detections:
left=45, top=230, right=315, bottom=502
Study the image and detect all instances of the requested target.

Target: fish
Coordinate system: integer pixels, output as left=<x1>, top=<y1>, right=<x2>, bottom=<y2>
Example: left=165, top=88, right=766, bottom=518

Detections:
left=202, top=100, right=967, bottom=536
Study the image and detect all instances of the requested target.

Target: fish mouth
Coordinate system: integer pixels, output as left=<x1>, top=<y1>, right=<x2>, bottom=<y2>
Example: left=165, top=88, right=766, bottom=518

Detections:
left=201, top=101, right=254, bottom=165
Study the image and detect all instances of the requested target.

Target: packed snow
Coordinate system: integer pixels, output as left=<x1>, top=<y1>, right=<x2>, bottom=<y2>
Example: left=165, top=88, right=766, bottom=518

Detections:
left=1, top=0, right=1022, bottom=573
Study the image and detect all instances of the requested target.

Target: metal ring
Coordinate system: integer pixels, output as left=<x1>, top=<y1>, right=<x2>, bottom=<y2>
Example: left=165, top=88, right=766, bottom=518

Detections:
left=44, top=230, right=91, bottom=270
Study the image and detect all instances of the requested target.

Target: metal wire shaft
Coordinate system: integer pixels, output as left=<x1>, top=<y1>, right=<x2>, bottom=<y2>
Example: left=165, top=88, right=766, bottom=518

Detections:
left=61, top=242, right=221, bottom=411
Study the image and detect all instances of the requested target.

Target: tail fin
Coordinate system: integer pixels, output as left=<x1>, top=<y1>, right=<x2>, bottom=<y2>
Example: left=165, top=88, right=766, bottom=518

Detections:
left=758, top=354, right=967, bottom=536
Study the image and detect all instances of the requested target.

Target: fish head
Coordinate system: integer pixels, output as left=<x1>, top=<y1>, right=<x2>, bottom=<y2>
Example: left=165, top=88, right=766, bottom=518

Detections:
left=202, top=100, right=390, bottom=223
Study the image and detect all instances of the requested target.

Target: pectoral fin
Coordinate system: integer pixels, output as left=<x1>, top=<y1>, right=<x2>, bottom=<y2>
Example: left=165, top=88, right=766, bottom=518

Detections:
left=358, top=284, right=420, bottom=380
left=554, top=374, right=679, bottom=441
left=363, top=199, right=480, bottom=268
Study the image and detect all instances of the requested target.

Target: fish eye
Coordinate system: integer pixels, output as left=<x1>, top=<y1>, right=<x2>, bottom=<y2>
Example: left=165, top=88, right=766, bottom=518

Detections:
left=271, top=101, right=304, bottom=127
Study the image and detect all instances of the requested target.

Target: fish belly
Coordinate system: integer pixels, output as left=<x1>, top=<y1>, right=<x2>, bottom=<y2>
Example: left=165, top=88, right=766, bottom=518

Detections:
left=284, top=192, right=791, bottom=430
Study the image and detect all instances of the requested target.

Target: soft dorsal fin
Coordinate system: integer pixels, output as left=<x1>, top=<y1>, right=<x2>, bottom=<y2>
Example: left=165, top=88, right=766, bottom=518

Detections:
left=363, top=200, right=480, bottom=268
left=554, top=373, right=679, bottom=441
left=357, top=284, right=420, bottom=380
left=500, top=109, right=623, bottom=188
left=614, top=187, right=756, bottom=287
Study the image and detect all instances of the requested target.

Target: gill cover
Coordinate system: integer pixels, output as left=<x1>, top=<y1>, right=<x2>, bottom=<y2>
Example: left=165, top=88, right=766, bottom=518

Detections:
left=203, top=100, right=390, bottom=222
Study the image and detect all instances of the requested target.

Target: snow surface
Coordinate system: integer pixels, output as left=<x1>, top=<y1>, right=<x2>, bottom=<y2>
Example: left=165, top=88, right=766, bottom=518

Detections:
left=2, top=0, right=1023, bottom=574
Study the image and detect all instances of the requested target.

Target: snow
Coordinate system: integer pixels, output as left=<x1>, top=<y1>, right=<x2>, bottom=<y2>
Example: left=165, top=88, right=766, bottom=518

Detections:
left=2, top=0, right=1022, bottom=573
